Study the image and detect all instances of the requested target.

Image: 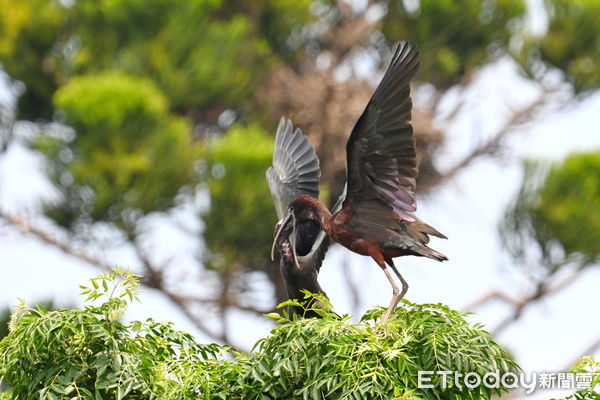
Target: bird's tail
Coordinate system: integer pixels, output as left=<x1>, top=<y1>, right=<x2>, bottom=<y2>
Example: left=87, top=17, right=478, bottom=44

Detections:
left=384, top=234, right=448, bottom=261
left=415, top=219, right=447, bottom=239
left=413, top=245, right=448, bottom=262
left=414, top=221, right=448, bottom=261
left=390, top=219, right=448, bottom=261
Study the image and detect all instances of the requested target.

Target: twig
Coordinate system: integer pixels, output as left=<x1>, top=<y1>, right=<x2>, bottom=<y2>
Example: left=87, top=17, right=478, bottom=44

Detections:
left=0, top=208, right=255, bottom=348
left=0, top=209, right=112, bottom=271
left=131, top=238, right=164, bottom=290
left=474, top=268, right=588, bottom=336
left=462, top=290, right=525, bottom=311
left=164, top=291, right=226, bottom=343
left=431, top=96, right=546, bottom=187
left=167, top=292, right=273, bottom=316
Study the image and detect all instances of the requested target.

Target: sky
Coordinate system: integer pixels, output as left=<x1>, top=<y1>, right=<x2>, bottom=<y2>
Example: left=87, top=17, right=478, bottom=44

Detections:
left=0, top=50, right=599, bottom=399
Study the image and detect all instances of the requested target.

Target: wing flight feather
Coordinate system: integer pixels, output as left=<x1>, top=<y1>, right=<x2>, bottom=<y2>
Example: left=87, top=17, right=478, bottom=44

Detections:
left=267, top=118, right=321, bottom=220
left=344, top=42, right=420, bottom=223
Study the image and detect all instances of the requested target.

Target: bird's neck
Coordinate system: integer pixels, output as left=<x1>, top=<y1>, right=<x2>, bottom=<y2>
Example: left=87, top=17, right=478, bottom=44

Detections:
left=311, top=198, right=334, bottom=236
left=294, top=195, right=334, bottom=235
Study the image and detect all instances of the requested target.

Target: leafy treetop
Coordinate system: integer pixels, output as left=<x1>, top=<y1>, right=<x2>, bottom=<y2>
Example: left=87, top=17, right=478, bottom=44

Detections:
left=0, top=269, right=525, bottom=400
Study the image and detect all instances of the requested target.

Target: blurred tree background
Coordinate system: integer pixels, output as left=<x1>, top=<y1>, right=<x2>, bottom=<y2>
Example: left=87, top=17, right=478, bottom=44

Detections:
left=0, top=0, right=598, bottom=369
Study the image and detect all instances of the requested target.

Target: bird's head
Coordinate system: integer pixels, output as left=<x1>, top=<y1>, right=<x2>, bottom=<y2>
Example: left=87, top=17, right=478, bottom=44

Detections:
left=289, top=194, right=322, bottom=222
left=271, top=195, right=324, bottom=267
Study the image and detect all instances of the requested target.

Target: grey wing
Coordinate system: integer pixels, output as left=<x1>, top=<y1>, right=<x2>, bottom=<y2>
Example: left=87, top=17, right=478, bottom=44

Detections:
left=266, top=117, right=321, bottom=220
left=344, top=42, right=420, bottom=222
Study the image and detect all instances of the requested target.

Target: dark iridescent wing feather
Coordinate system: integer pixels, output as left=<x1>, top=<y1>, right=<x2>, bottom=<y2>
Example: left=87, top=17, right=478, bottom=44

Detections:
left=344, top=42, right=420, bottom=222
left=267, top=118, right=321, bottom=220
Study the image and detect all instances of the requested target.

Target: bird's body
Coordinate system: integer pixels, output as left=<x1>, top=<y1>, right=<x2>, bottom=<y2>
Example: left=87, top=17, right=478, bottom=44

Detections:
left=267, top=118, right=333, bottom=317
left=290, top=193, right=446, bottom=265
left=273, top=208, right=328, bottom=317
left=269, top=42, right=447, bottom=323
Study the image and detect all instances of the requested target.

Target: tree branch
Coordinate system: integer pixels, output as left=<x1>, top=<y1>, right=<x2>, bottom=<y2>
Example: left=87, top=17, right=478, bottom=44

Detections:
left=462, top=289, right=525, bottom=311
left=464, top=267, right=588, bottom=336
left=0, top=208, right=260, bottom=348
left=431, top=95, right=547, bottom=187
left=0, top=209, right=112, bottom=271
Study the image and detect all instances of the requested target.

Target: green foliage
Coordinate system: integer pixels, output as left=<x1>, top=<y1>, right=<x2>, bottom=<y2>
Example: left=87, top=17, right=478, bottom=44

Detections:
left=0, top=300, right=61, bottom=342
left=553, top=356, right=600, bottom=400
left=0, top=269, right=231, bottom=400
left=54, top=73, right=168, bottom=134
left=382, top=0, right=600, bottom=92
left=0, top=307, right=9, bottom=343
left=0, top=0, right=313, bottom=274
left=2, top=0, right=600, bottom=301
left=0, top=0, right=68, bottom=119
left=0, top=0, right=311, bottom=120
left=381, top=0, right=526, bottom=88
left=501, top=151, right=600, bottom=274
left=79, top=267, right=142, bottom=320
left=238, top=0, right=313, bottom=58
left=0, top=270, right=519, bottom=400
left=69, top=0, right=312, bottom=110
left=534, top=151, right=600, bottom=260
left=139, top=8, right=272, bottom=109
left=15, top=0, right=600, bottom=121
left=246, top=302, right=517, bottom=400
left=202, top=124, right=276, bottom=272
left=521, top=0, right=600, bottom=92
left=37, top=73, right=200, bottom=231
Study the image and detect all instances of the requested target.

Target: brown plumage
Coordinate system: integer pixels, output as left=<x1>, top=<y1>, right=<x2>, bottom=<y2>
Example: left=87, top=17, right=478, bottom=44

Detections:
left=273, top=42, right=447, bottom=323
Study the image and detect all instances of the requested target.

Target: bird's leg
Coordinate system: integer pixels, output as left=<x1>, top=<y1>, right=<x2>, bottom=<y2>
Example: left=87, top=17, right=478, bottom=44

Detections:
left=386, top=258, right=409, bottom=303
left=380, top=266, right=400, bottom=324
left=369, top=247, right=399, bottom=324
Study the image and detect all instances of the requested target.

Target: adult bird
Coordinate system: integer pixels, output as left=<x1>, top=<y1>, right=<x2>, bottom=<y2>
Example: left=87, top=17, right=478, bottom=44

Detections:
left=267, top=118, right=341, bottom=317
left=272, top=42, right=447, bottom=323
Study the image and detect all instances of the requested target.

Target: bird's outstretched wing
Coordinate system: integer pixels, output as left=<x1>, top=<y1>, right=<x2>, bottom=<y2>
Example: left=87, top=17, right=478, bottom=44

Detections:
left=267, top=118, right=321, bottom=220
left=344, top=42, right=420, bottom=222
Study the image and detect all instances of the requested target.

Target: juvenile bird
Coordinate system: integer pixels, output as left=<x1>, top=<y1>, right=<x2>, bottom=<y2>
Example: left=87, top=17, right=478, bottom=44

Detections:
left=267, top=118, right=338, bottom=317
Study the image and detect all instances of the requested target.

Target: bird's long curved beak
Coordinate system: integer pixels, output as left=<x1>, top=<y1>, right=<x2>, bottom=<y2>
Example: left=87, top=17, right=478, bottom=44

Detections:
left=289, top=220, right=301, bottom=270
left=271, top=211, right=293, bottom=261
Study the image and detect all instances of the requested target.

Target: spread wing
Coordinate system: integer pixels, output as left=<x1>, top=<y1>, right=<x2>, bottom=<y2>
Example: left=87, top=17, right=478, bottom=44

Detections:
left=267, top=118, right=321, bottom=220
left=267, top=119, right=343, bottom=274
left=344, top=42, right=420, bottom=222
